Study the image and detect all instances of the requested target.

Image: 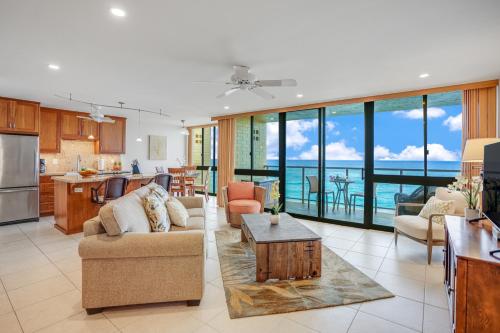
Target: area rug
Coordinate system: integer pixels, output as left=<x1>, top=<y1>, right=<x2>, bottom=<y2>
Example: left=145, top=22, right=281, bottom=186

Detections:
left=215, top=228, right=393, bottom=319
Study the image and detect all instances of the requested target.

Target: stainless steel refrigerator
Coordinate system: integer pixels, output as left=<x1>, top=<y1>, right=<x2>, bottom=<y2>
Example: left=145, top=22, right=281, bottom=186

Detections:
left=0, top=134, right=39, bottom=225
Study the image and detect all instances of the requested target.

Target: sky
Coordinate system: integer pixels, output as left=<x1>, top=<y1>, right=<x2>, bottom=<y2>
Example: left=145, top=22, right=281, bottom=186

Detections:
left=266, top=105, right=463, bottom=161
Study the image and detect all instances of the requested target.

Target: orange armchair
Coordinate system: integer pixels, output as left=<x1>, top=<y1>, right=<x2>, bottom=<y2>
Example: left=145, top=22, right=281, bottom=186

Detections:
left=222, top=182, right=266, bottom=228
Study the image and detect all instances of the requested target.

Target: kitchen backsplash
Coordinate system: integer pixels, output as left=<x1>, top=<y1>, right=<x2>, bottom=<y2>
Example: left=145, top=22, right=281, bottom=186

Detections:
left=41, top=140, right=121, bottom=173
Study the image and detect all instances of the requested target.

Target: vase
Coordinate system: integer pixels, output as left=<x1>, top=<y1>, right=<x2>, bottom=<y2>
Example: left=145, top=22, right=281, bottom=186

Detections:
left=464, top=208, right=480, bottom=221
left=270, top=214, right=280, bottom=225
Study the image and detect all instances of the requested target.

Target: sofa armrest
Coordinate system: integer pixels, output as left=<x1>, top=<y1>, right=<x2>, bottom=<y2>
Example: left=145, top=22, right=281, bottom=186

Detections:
left=79, top=230, right=204, bottom=260
left=83, top=217, right=107, bottom=237
left=254, top=186, right=266, bottom=213
left=176, top=196, right=204, bottom=209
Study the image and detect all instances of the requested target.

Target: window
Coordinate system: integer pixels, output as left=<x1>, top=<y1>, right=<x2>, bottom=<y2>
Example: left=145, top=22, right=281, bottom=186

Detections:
left=189, top=126, right=218, bottom=194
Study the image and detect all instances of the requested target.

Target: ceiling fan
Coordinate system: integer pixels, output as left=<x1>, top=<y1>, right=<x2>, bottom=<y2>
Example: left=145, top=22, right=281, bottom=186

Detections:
left=77, top=105, right=115, bottom=123
left=198, top=65, right=297, bottom=100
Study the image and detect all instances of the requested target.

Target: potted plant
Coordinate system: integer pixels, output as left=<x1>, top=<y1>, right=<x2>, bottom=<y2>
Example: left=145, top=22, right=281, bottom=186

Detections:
left=448, top=175, right=483, bottom=220
left=270, top=180, right=282, bottom=225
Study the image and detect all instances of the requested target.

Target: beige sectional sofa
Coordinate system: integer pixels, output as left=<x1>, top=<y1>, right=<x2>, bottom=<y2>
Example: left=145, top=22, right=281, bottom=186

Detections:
left=78, top=184, right=206, bottom=314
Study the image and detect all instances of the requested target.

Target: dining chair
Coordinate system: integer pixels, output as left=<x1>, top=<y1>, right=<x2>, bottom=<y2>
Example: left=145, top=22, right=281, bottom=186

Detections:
left=167, top=167, right=186, bottom=196
left=91, top=177, right=129, bottom=205
left=183, top=165, right=197, bottom=195
left=190, top=167, right=211, bottom=201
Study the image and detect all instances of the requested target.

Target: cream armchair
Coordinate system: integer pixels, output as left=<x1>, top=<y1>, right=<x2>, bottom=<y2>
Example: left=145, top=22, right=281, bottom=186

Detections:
left=394, top=187, right=467, bottom=264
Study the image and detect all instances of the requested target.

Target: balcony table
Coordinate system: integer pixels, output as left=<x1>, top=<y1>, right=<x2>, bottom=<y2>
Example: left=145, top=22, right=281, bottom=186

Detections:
left=330, top=177, right=354, bottom=213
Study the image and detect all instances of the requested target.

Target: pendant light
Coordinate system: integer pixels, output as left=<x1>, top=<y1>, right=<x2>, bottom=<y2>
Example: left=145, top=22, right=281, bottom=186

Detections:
left=180, top=120, right=189, bottom=136
left=136, top=110, right=143, bottom=142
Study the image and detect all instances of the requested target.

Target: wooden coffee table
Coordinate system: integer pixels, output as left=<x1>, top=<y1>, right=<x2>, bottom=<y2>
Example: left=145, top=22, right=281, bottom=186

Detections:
left=241, top=213, right=322, bottom=282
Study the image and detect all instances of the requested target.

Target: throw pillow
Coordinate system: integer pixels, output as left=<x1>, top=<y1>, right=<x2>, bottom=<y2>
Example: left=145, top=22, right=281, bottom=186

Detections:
left=143, top=193, right=170, bottom=232
left=150, top=183, right=169, bottom=203
left=418, top=196, right=455, bottom=225
left=166, top=197, right=189, bottom=227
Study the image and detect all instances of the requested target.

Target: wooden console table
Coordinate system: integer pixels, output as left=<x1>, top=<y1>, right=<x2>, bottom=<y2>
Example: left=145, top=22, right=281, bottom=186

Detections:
left=444, top=216, right=500, bottom=333
left=241, top=213, right=321, bottom=282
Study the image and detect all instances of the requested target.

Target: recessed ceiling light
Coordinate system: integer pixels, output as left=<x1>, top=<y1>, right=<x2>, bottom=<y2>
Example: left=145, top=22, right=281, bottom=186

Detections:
left=224, top=106, right=230, bottom=110
left=296, top=94, right=304, bottom=98
left=48, top=64, right=60, bottom=70
left=110, top=8, right=126, bottom=17
left=419, top=73, right=430, bottom=78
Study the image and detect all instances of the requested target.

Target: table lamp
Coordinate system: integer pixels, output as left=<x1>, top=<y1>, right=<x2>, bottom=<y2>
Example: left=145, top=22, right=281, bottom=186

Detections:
left=462, top=138, right=500, bottom=163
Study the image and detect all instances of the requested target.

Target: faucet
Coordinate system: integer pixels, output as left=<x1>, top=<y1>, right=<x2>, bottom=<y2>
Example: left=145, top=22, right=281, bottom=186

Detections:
left=76, top=154, right=81, bottom=171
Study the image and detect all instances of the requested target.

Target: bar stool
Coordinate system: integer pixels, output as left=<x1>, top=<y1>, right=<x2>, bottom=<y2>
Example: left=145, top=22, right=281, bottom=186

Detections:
left=91, top=177, right=129, bottom=205
left=145, top=173, right=173, bottom=192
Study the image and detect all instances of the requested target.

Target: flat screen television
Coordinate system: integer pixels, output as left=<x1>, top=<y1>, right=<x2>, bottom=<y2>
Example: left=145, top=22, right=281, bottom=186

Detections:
left=482, top=142, right=500, bottom=233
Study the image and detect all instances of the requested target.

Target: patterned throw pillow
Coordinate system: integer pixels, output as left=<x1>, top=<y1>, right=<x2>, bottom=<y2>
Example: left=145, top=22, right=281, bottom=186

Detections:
left=143, top=193, right=170, bottom=232
left=418, top=196, right=455, bottom=225
left=166, top=197, right=189, bottom=227
left=150, top=183, right=169, bottom=203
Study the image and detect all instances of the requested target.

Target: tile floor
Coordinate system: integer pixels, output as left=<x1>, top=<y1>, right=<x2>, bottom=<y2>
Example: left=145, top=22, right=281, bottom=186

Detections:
left=0, top=197, right=451, bottom=333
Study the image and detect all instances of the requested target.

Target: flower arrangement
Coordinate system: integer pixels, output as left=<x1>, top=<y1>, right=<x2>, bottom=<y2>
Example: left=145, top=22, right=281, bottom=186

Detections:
left=270, top=180, right=282, bottom=215
left=447, top=175, right=483, bottom=210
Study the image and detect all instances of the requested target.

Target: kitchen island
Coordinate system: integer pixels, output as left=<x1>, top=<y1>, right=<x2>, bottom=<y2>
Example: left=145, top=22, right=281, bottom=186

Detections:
left=52, top=173, right=155, bottom=234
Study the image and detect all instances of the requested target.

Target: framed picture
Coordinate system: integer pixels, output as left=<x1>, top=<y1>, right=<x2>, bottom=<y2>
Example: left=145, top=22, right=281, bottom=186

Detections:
left=149, top=135, right=167, bottom=160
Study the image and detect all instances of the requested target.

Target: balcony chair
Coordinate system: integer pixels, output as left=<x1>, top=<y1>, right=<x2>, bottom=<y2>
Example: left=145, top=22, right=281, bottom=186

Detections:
left=190, top=167, right=211, bottom=201
left=91, top=177, right=129, bottom=205
left=306, top=175, right=335, bottom=211
left=349, top=183, right=378, bottom=214
left=222, top=181, right=266, bottom=228
left=394, top=187, right=467, bottom=264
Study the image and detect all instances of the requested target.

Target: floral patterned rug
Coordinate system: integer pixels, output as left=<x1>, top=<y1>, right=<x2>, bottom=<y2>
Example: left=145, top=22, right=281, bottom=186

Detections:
left=215, top=228, right=393, bottom=319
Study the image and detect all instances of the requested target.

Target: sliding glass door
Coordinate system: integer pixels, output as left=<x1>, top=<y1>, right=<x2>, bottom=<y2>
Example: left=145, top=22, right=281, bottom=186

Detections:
left=190, top=126, right=218, bottom=195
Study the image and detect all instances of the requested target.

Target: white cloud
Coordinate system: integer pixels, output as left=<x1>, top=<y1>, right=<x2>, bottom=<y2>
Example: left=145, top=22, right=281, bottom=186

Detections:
left=443, top=113, right=462, bottom=131
left=393, top=107, right=446, bottom=120
left=299, top=141, right=363, bottom=160
left=326, top=121, right=335, bottom=130
left=375, top=143, right=459, bottom=161
left=285, top=119, right=318, bottom=149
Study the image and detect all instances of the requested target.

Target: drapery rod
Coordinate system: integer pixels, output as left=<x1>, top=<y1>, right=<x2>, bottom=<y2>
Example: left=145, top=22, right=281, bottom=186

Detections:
left=54, top=93, right=170, bottom=118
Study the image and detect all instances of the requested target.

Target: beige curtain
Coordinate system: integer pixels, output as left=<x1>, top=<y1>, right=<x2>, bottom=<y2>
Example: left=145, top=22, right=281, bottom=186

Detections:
left=217, top=118, right=235, bottom=206
left=462, top=87, right=497, bottom=178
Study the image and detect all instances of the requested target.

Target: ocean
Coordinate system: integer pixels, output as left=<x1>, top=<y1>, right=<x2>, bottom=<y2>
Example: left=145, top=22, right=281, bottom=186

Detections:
left=265, top=160, right=460, bottom=210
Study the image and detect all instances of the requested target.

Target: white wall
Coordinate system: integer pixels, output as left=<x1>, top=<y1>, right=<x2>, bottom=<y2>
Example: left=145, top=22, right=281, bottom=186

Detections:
left=120, top=111, right=187, bottom=173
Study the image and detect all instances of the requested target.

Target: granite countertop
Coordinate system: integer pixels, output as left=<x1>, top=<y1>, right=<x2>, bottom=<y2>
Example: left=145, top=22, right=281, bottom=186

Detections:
left=41, top=170, right=132, bottom=177
left=52, top=173, right=155, bottom=184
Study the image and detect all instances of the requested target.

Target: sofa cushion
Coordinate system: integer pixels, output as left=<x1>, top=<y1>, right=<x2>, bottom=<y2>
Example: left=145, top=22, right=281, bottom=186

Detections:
left=143, top=193, right=170, bottom=232
left=166, top=197, right=189, bottom=227
left=395, top=215, right=445, bottom=241
left=187, top=208, right=205, bottom=218
left=99, top=192, right=151, bottom=236
left=435, top=187, right=467, bottom=216
left=418, top=196, right=455, bottom=225
left=170, top=216, right=205, bottom=231
left=228, top=199, right=261, bottom=214
left=133, top=183, right=154, bottom=199
left=228, top=182, right=254, bottom=201
left=150, top=183, right=169, bottom=203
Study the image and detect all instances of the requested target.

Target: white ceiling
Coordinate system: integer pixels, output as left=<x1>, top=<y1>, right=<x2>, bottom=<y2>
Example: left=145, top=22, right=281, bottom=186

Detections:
left=1, top=0, right=499, bottom=126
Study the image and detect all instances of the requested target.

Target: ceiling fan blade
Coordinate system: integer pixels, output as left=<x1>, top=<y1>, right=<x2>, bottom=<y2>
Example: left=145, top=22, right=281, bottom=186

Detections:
left=76, top=116, right=94, bottom=121
left=255, top=79, right=297, bottom=87
left=249, top=87, right=275, bottom=100
left=216, top=87, right=240, bottom=99
left=192, top=81, right=230, bottom=85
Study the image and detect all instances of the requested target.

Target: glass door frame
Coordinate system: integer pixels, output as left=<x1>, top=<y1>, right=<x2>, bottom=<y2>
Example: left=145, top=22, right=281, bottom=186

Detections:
left=194, top=126, right=218, bottom=195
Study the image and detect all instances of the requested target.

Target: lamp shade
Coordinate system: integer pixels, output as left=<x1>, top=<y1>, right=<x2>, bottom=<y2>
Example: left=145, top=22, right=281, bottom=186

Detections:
left=462, top=138, right=500, bottom=162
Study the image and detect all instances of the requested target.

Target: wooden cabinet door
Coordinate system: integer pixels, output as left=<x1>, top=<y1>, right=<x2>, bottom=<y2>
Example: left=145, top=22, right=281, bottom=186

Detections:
left=60, top=112, right=82, bottom=139
left=80, top=118, right=98, bottom=140
left=99, top=116, right=126, bottom=154
left=11, top=101, right=39, bottom=134
left=40, top=108, right=60, bottom=153
left=0, top=98, right=12, bottom=131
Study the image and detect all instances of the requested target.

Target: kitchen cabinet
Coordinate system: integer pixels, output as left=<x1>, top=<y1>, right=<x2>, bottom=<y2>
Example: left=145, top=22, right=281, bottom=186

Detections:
left=0, top=97, right=40, bottom=134
left=40, top=175, right=55, bottom=216
left=98, top=116, right=126, bottom=154
left=60, top=111, right=98, bottom=141
left=40, top=107, right=61, bottom=153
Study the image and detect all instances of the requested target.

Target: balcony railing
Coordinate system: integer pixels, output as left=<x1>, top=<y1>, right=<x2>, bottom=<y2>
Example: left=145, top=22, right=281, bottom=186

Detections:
left=264, top=165, right=459, bottom=211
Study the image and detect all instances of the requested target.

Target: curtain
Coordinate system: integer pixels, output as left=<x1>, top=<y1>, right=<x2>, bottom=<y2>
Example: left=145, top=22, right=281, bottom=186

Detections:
left=462, top=87, right=497, bottom=178
left=217, top=118, right=235, bottom=206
